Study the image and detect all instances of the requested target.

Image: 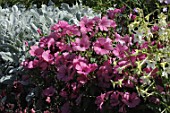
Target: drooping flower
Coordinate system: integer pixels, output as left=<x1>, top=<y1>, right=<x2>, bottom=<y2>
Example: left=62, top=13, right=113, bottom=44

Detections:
left=93, top=37, right=113, bottom=55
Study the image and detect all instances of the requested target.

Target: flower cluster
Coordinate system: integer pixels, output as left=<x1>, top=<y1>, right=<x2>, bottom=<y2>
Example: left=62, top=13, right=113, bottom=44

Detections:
left=1, top=7, right=170, bottom=113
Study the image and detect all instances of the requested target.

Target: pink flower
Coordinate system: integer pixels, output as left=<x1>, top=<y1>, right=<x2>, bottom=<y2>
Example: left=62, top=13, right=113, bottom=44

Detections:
left=43, top=86, right=55, bottom=97
left=72, top=35, right=90, bottom=51
left=129, top=13, right=136, bottom=20
left=45, top=96, right=51, bottom=103
left=22, top=59, right=39, bottom=69
left=42, top=50, right=54, bottom=63
left=151, top=25, right=159, bottom=32
left=97, top=62, right=113, bottom=88
left=57, top=65, right=75, bottom=82
left=89, top=63, right=98, bottom=72
left=29, top=45, right=44, bottom=57
left=121, top=92, right=140, bottom=108
left=123, top=76, right=137, bottom=88
left=69, top=24, right=81, bottom=36
left=58, top=21, right=70, bottom=29
left=112, top=44, right=128, bottom=58
left=93, top=37, right=113, bottom=55
left=51, top=21, right=70, bottom=34
left=143, top=67, right=158, bottom=77
left=149, top=96, right=160, bottom=104
left=74, top=58, right=97, bottom=76
left=107, top=9, right=121, bottom=19
left=77, top=75, right=88, bottom=84
left=75, top=62, right=91, bottom=76
left=79, top=16, right=94, bottom=34
left=73, top=56, right=88, bottom=67
left=110, top=20, right=117, bottom=28
left=137, top=53, right=147, bottom=60
left=47, top=37, right=55, bottom=49
left=98, top=16, right=111, bottom=31
left=30, top=108, right=35, bottom=113
left=110, top=91, right=120, bottom=106
left=56, top=41, right=72, bottom=52
left=39, top=61, right=48, bottom=70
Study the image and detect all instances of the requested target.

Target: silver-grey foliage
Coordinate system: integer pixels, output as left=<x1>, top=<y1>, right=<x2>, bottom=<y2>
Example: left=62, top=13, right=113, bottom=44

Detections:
left=0, top=3, right=101, bottom=84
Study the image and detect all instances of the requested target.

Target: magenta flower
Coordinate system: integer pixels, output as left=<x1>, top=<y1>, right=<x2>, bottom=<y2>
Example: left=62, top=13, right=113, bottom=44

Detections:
left=39, top=61, right=48, bottom=70
left=22, top=59, right=39, bottom=69
left=57, top=65, right=75, bottom=82
left=93, top=37, right=113, bottom=55
left=43, top=86, right=55, bottom=97
left=129, top=13, right=136, bottom=20
left=98, top=16, right=111, bottom=31
left=151, top=25, right=159, bottom=32
left=77, top=75, right=88, bottom=84
left=42, top=50, right=54, bottom=63
left=121, top=92, right=140, bottom=108
left=75, top=62, right=91, bottom=76
left=51, top=20, right=70, bottom=32
left=107, top=9, right=121, bottom=19
left=112, top=44, right=128, bottom=58
left=29, top=45, right=44, bottom=57
left=110, top=91, right=120, bottom=107
left=143, top=67, right=158, bottom=77
left=79, top=16, right=94, bottom=34
left=137, top=53, right=147, bottom=60
left=72, top=35, right=90, bottom=51
left=123, top=76, right=137, bottom=88
left=149, top=96, right=160, bottom=104
left=68, top=24, right=81, bottom=36
left=47, top=37, right=55, bottom=49
left=95, top=93, right=106, bottom=109
left=45, top=97, right=51, bottom=103
left=56, top=41, right=72, bottom=52
left=73, top=56, right=88, bottom=67
left=97, top=62, right=113, bottom=88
